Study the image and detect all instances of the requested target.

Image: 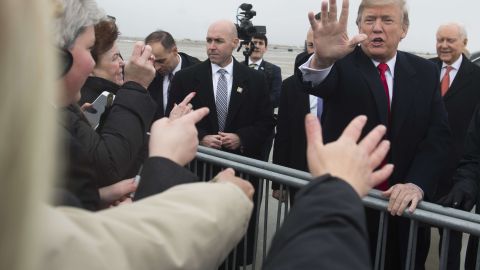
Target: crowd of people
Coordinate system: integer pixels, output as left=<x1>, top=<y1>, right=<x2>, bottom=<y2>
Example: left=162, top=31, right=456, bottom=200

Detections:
left=2, top=0, right=480, bottom=269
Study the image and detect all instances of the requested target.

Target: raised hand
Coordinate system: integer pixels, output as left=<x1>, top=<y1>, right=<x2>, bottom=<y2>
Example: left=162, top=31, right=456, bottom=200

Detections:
left=169, top=92, right=195, bottom=120
left=149, top=107, right=209, bottom=166
left=123, top=41, right=156, bottom=89
left=305, top=114, right=393, bottom=197
left=308, top=0, right=367, bottom=69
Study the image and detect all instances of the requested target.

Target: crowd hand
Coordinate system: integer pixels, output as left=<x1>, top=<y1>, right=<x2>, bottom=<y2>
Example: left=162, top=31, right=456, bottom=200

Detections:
left=437, top=181, right=476, bottom=211
left=123, top=41, right=156, bottom=89
left=218, top=132, right=241, bottom=150
left=211, top=168, right=254, bottom=201
left=111, top=196, right=133, bottom=207
left=149, top=107, right=209, bottom=166
left=169, top=92, right=195, bottom=120
left=200, top=134, right=222, bottom=149
left=305, top=114, right=393, bottom=197
left=99, top=178, right=138, bottom=206
left=308, top=0, right=367, bottom=69
left=272, top=189, right=288, bottom=202
left=383, top=183, right=423, bottom=215
left=80, top=102, right=93, bottom=112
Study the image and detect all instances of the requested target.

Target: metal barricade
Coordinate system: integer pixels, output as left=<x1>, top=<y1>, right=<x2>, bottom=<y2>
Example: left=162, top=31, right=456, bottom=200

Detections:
left=191, top=146, right=480, bottom=270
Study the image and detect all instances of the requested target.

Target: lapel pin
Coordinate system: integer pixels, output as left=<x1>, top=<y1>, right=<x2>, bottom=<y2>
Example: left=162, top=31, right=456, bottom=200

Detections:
left=237, top=87, right=243, bottom=93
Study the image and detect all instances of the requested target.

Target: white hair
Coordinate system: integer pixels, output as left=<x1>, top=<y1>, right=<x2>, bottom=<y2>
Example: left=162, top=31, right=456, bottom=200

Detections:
left=54, top=0, right=105, bottom=49
left=437, top=22, right=468, bottom=40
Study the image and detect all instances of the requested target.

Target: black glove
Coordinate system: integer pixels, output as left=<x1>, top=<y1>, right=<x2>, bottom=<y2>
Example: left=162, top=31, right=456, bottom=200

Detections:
left=436, top=180, right=476, bottom=211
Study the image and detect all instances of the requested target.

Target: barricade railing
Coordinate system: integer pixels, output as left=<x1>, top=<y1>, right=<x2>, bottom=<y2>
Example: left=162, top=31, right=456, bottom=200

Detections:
left=191, top=146, right=480, bottom=270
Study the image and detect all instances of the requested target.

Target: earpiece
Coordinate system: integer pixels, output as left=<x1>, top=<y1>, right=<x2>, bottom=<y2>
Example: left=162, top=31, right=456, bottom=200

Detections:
left=58, top=47, right=73, bottom=77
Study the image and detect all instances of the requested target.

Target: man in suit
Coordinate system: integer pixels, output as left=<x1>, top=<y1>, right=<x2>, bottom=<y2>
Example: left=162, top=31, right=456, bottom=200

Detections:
left=439, top=105, right=480, bottom=270
left=430, top=22, right=480, bottom=270
left=167, top=19, right=275, bottom=267
left=242, top=33, right=282, bottom=161
left=272, top=28, right=316, bottom=203
left=145, top=30, right=200, bottom=120
left=297, top=0, right=451, bottom=269
left=243, top=33, right=282, bottom=108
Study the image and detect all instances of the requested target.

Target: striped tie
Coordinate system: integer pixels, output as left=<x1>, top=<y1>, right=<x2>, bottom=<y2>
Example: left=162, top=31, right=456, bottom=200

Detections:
left=215, top=69, right=229, bottom=131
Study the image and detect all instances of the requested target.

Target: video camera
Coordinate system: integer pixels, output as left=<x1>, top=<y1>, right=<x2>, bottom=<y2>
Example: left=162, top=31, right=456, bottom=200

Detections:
left=235, top=3, right=266, bottom=61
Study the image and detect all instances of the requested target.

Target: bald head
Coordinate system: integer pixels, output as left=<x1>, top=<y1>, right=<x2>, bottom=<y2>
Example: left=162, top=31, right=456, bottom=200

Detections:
left=208, top=20, right=238, bottom=40
left=436, top=22, right=468, bottom=65
left=206, top=20, right=239, bottom=67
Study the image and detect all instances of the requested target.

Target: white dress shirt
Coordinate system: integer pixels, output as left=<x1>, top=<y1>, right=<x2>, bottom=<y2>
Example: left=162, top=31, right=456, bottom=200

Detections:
left=211, top=59, right=234, bottom=105
left=440, top=54, right=463, bottom=87
left=162, top=54, right=182, bottom=111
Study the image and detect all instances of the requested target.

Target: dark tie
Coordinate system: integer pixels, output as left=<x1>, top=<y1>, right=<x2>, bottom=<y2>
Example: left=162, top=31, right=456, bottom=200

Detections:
left=215, top=69, right=228, bottom=131
left=441, top=66, right=453, bottom=96
left=249, top=63, right=257, bottom=69
left=164, top=73, right=174, bottom=113
left=317, top=97, right=323, bottom=120
left=376, top=62, right=390, bottom=191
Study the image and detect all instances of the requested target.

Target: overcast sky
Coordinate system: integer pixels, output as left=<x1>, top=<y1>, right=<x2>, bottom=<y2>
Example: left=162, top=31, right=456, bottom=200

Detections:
left=97, top=0, right=480, bottom=54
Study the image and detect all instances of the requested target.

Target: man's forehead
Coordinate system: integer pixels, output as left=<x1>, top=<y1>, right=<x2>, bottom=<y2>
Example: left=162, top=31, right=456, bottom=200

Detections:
left=361, top=4, right=402, bottom=16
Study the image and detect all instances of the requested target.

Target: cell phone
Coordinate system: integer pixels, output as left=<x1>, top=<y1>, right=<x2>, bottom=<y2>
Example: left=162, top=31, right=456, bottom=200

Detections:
left=83, top=91, right=115, bottom=129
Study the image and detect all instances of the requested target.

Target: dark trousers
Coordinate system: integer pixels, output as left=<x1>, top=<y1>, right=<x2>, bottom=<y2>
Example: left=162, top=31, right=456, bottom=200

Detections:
left=437, top=228, right=462, bottom=270
left=465, top=235, right=479, bottom=270
left=366, top=208, right=430, bottom=270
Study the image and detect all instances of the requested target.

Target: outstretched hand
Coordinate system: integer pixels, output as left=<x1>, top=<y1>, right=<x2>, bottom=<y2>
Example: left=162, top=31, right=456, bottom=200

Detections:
left=305, top=114, right=393, bottom=197
left=212, top=168, right=255, bottom=201
left=149, top=107, right=209, bottom=166
left=124, top=42, right=156, bottom=89
left=169, top=92, right=195, bottom=120
left=308, top=0, right=367, bottom=69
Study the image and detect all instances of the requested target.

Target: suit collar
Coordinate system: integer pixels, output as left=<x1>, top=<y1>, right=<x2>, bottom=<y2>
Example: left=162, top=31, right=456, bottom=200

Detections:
left=390, top=51, right=417, bottom=137
left=225, top=59, right=249, bottom=130
left=354, top=47, right=390, bottom=126
left=443, top=54, right=473, bottom=99
left=193, top=59, right=249, bottom=132
left=194, top=60, right=218, bottom=130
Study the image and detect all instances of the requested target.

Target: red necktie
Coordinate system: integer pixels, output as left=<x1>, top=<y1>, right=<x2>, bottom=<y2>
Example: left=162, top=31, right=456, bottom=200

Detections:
left=441, top=66, right=453, bottom=96
left=377, top=63, right=391, bottom=120
left=376, top=62, right=390, bottom=191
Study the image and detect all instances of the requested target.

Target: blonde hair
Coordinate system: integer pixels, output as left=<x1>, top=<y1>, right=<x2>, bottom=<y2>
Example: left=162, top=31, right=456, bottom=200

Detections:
left=356, top=0, right=410, bottom=29
left=0, top=1, right=58, bottom=269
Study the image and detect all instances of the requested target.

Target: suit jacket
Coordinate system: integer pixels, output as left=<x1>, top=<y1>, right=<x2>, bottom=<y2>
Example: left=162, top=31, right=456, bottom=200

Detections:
left=242, top=59, right=282, bottom=108
left=167, top=58, right=275, bottom=159
left=297, top=46, right=451, bottom=200
left=273, top=75, right=310, bottom=172
left=430, top=55, right=480, bottom=200
left=43, top=182, right=253, bottom=270
left=148, top=52, right=200, bottom=120
left=263, top=175, right=371, bottom=270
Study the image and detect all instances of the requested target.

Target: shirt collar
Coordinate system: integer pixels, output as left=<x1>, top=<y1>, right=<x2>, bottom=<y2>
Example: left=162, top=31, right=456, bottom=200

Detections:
left=211, top=58, right=234, bottom=75
left=172, top=54, right=182, bottom=75
left=442, top=54, right=463, bottom=70
left=249, top=58, right=263, bottom=66
left=372, top=54, right=397, bottom=76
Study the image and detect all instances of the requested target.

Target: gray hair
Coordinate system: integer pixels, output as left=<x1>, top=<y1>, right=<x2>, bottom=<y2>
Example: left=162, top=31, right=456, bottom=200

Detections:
left=438, top=22, right=468, bottom=40
left=356, top=0, right=409, bottom=29
left=54, top=0, right=105, bottom=49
